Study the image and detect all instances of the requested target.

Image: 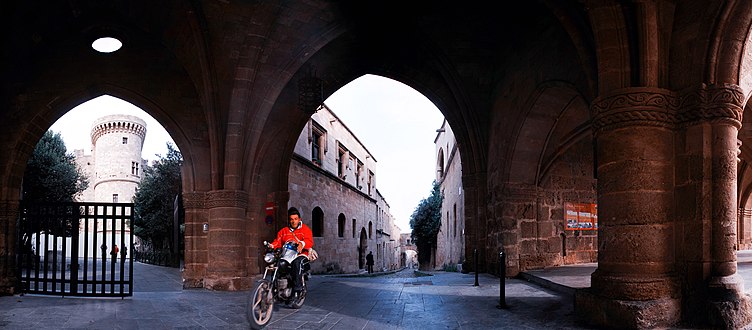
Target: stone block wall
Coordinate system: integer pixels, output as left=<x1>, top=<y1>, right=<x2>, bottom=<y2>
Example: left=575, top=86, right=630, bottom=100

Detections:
left=487, top=137, right=597, bottom=276
left=289, top=156, right=397, bottom=274
left=434, top=120, right=465, bottom=270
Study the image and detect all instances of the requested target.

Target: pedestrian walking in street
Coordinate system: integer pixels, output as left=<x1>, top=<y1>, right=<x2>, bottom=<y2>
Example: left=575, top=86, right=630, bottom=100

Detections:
left=366, top=251, right=374, bottom=273
left=111, top=244, right=119, bottom=261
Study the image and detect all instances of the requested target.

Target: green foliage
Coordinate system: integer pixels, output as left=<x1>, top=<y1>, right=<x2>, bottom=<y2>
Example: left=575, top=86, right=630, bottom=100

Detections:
left=133, top=143, right=183, bottom=256
left=442, top=263, right=458, bottom=272
left=20, top=131, right=89, bottom=245
left=409, top=181, right=443, bottom=266
left=22, top=131, right=89, bottom=203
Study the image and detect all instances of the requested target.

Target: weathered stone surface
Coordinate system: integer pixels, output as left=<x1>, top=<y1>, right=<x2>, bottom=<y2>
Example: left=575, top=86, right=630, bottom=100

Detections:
left=576, top=288, right=681, bottom=329
left=1, top=2, right=752, bottom=328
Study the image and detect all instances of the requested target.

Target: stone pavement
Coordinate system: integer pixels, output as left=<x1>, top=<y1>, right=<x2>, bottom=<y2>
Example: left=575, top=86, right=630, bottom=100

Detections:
left=2, top=253, right=752, bottom=329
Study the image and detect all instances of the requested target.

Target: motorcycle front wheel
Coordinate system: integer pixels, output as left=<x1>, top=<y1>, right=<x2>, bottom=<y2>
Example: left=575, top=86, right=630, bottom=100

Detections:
left=247, top=280, right=274, bottom=329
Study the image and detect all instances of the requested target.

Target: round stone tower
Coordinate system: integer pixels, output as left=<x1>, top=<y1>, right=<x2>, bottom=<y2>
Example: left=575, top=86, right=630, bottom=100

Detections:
left=90, top=114, right=147, bottom=203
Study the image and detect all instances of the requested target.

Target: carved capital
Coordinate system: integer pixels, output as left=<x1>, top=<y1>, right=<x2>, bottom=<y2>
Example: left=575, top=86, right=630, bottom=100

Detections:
left=678, top=84, right=744, bottom=128
left=591, top=88, right=679, bottom=133
left=206, top=190, right=249, bottom=209
left=182, top=192, right=207, bottom=209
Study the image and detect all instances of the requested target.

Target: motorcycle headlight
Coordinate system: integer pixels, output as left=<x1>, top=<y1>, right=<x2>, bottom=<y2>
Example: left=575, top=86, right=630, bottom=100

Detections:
left=264, top=252, right=275, bottom=263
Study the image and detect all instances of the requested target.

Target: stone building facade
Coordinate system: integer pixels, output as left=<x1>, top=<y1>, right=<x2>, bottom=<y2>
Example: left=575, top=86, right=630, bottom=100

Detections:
left=399, top=233, right=417, bottom=269
left=75, top=114, right=147, bottom=204
left=69, top=114, right=147, bottom=256
left=433, top=120, right=466, bottom=270
left=6, top=2, right=752, bottom=328
left=288, top=104, right=401, bottom=274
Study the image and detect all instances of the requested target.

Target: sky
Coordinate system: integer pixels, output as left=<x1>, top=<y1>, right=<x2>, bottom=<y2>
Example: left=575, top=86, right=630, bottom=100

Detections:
left=324, top=75, right=445, bottom=233
left=49, top=95, right=175, bottom=163
left=50, top=95, right=177, bottom=163
left=49, top=74, right=445, bottom=233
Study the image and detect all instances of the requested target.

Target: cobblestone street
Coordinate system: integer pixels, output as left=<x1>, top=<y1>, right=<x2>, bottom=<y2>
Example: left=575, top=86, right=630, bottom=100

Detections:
left=7, top=259, right=752, bottom=329
left=0, top=263, right=590, bottom=329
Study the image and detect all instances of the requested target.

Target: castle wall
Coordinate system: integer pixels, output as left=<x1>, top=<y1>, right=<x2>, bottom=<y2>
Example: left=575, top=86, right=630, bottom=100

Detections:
left=434, top=121, right=465, bottom=270
left=288, top=104, right=401, bottom=274
left=76, top=114, right=146, bottom=204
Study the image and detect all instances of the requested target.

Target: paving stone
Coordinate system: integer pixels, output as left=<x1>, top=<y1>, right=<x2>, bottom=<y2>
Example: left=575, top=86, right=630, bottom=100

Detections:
left=7, top=258, right=751, bottom=329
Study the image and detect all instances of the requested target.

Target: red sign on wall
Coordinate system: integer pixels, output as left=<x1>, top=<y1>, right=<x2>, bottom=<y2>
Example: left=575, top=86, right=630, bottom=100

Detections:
left=265, top=202, right=276, bottom=216
left=565, top=202, right=598, bottom=230
left=264, top=202, right=275, bottom=225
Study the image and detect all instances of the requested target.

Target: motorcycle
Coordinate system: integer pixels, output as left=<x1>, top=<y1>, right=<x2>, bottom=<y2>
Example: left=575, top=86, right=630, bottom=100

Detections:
left=247, top=240, right=310, bottom=329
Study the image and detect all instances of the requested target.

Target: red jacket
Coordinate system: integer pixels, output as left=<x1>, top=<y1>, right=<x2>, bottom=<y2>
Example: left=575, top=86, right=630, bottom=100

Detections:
left=269, top=223, right=314, bottom=257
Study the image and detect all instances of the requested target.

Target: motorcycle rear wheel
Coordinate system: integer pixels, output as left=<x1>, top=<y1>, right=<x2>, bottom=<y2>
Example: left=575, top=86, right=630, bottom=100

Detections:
left=247, top=280, right=274, bottom=329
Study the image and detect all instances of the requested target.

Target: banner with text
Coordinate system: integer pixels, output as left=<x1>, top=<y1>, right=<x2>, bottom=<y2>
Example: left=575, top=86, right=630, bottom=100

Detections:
left=565, top=202, right=597, bottom=230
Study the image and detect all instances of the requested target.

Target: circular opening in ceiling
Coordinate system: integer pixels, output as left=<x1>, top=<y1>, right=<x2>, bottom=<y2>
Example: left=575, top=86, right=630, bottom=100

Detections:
left=91, top=37, right=122, bottom=53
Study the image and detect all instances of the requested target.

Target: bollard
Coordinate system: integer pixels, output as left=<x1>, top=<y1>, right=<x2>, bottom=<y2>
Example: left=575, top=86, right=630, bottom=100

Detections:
left=496, top=250, right=508, bottom=309
left=473, top=248, right=479, bottom=286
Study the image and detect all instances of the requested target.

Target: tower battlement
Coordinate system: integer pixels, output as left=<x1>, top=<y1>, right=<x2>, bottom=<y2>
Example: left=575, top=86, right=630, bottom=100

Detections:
left=90, top=115, right=147, bottom=148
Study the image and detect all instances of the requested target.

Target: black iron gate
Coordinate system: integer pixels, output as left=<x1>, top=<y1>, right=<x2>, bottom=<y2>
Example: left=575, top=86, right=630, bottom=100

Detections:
left=16, top=202, right=133, bottom=297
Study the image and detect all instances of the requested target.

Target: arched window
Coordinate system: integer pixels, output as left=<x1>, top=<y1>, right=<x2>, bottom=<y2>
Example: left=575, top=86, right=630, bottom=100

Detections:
left=338, top=213, right=345, bottom=238
left=352, top=219, right=357, bottom=238
left=368, top=221, right=373, bottom=239
left=437, top=148, right=445, bottom=179
left=312, top=207, right=324, bottom=237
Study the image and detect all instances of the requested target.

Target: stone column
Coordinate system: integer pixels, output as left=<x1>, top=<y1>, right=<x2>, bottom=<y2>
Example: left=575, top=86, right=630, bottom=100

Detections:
left=576, top=88, right=680, bottom=328
left=678, top=84, right=751, bottom=328
left=204, top=190, right=251, bottom=291
left=182, top=191, right=207, bottom=288
left=498, top=183, right=537, bottom=277
left=0, top=201, right=19, bottom=294
left=462, top=171, right=487, bottom=273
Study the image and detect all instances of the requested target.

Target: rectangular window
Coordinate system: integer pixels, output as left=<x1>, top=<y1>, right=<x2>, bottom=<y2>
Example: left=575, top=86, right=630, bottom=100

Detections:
left=112, top=194, right=119, bottom=203
left=337, top=143, right=349, bottom=178
left=367, top=171, right=374, bottom=195
left=356, top=160, right=363, bottom=189
left=312, top=131, right=322, bottom=165
left=311, top=122, right=325, bottom=166
left=131, top=161, right=140, bottom=175
left=122, top=137, right=128, bottom=144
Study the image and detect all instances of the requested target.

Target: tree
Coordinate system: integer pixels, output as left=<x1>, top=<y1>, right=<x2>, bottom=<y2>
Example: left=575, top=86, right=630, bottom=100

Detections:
left=133, top=143, right=183, bottom=265
left=410, top=181, right=443, bottom=269
left=20, top=130, right=89, bottom=251
left=22, top=131, right=89, bottom=203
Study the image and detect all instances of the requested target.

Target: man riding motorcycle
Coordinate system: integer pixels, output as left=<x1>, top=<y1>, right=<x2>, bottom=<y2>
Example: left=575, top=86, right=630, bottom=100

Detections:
left=265, top=207, right=313, bottom=298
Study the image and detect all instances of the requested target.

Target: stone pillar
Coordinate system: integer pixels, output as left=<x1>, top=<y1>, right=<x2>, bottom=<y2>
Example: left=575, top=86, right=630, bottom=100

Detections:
left=576, top=88, right=680, bottom=328
left=678, top=84, right=751, bottom=328
left=498, top=183, right=537, bottom=276
left=462, top=171, right=487, bottom=273
left=203, top=190, right=251, bottom=291
left=182, top=191, right=208, bottom=288
left=0, top=201, right=19, bottom=295
left=709, top=118, right=739, bottom=280
left=250, top=190, right=289, bottom=273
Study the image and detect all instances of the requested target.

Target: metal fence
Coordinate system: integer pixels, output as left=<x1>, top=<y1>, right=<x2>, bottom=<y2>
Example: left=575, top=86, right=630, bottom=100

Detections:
left=16, top=202, right=133, bottom=297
